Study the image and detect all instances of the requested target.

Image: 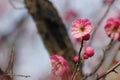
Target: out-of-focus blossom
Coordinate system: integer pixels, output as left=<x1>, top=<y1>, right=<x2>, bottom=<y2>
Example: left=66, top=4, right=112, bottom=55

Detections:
left=64, top=10, right=77, bottom=22
left=0, top=75, right=11, bottom=80
left=73, top=55, right=82, bottom=62
left=98, top=70, right=105, bottom=76
left=112, top=60, right=118, bottom=66
left=85, top=46, right=94, bottom=57
left=103, top=0, right=114, bottom=4
left=50, top=55, right=69, bottom=76
left=73, top=55, right=78, bottom=62
left=83, top=53, right=89, bottom=59
left=71, top=19, right=92, bottom=39
left=105, top=18, right=120, bottom=41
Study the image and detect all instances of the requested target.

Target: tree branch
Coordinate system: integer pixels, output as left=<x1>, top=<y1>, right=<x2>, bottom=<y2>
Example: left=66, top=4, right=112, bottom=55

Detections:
left=24, top=0, right=76, bottom=71
left=96, top=62, right=120, bottom=80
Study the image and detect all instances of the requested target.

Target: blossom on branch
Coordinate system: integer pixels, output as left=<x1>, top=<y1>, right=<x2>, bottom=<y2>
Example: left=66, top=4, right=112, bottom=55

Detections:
left=85, top=46, right=94, bottom=57
left=83, top=46, right=94, bottom=59
left=50, top=55, right=69, bottom=77
left=71, top=19, right=93, bottom=40
left=105, top=18, right=120, bottom=41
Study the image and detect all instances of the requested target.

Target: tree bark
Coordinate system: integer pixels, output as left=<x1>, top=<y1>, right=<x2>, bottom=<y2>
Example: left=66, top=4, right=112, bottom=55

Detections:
left=24, top=0, right=76, bottom=72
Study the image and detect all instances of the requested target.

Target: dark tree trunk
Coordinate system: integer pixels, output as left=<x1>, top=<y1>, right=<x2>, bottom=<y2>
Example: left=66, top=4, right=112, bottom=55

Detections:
left=24, top=0, right=77, bottom=73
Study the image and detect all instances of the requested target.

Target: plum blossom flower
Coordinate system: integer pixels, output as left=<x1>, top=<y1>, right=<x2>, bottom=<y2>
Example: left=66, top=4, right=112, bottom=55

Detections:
left=105, top=18, right=120, bottom=41
left=71, top=19, right=93, bottom=38
left=50, top=55, right=69, bottom=76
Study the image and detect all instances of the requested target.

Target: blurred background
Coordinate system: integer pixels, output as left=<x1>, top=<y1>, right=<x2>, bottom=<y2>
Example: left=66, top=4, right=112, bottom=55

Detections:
left=0, top=0, right=120, bottom=80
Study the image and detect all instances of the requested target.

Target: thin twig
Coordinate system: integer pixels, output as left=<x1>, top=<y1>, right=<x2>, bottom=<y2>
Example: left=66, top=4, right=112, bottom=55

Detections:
left=96, top=62, right=120, bottom=80
left=72, top=40, right=84, bottom=80
left=78, top=40, right=84, bottom=77
left=9, top=0, right=25, bottom=9
left=71, top=63, right=79, bottom=80
left=107, top=46, right=120, bottom=70
left=5, top=45, right=15, bottom=74
left=89, top=1, right=115, bottom=45
left=82, top=50, right=105, bottom=80
left=82, top=39, right=114, bottom=80
left=6, top=73, right=30, bottom=78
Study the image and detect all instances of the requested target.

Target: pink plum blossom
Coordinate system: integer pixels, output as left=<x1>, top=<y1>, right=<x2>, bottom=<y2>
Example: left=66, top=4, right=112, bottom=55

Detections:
left=71, top=19, right=93, bottom=39
left=50, top=55, right=69, bottom=76
left=105, top=18, right=120, bottom=41
left=83, top=54, right=89, bottom=59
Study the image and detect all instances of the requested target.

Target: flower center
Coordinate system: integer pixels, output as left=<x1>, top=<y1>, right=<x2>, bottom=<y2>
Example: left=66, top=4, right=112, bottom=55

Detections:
left=112, top=26, right=118, bottom=31
left=80, top=27, right=85, bottom=32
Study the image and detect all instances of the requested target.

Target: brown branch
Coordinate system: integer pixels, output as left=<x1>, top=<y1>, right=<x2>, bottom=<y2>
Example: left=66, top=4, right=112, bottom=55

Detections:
left=72, top=63, right=79, bottom=80
left=107, top=46, right=120, bottom=70
left=5, top=45, right=15, bottom=74
left=78, top=40, right=84, bottom=77
left=72, top=40, right=84, bottom=80
left=24, top=0, right=76, bottom=71
left=1, top=13, right=29, bottom=79
left=4, top=42, right=30, bottom=79
left=96, top=62, right=120, bottom=80
left=6, top=73, right=30, bottom=78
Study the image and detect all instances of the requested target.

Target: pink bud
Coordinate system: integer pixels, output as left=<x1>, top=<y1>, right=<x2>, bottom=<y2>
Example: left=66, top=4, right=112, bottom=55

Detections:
left=76, top=37, right=82, bottom=42
left=83, top=54, right=89, bottom=59
left=82, top=34, right=90, bottom=41
left=85, top=46, right=94, bottom=57
left=73, top=56, right=78, bottom=62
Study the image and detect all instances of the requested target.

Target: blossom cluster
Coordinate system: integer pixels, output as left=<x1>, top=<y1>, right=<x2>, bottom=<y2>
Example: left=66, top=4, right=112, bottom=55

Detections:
left=71, top=19, right=95, bottom=62
left=50, top=17, right=120, bottom=79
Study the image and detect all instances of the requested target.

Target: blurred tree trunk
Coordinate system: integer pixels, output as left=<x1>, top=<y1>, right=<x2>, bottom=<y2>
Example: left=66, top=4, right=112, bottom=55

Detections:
left=24, top=0, right=76, bottom=72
